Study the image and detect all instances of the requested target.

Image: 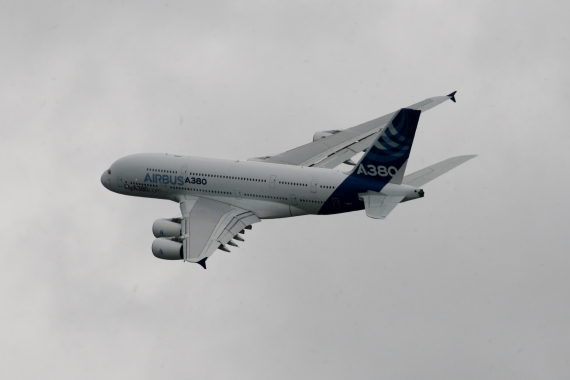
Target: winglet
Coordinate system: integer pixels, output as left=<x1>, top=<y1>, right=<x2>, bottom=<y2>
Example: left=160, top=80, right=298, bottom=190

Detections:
left=447, top=91, right=457, bottom=103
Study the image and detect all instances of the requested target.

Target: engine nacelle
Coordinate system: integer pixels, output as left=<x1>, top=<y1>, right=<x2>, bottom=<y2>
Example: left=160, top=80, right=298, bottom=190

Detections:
left=152, top=218, right=182, bottom=238
left=313, top=130, right=343, bottom=141
left=152, top=238, right=183, bottom=260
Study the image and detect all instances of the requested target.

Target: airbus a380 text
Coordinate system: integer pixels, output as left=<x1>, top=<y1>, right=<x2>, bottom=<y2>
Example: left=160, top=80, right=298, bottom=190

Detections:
left=101, top=92, right=475, bottom=269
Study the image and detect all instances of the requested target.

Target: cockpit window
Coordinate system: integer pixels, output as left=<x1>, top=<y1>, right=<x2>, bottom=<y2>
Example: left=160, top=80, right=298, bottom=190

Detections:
left=107, top=169, right=111, bottom=175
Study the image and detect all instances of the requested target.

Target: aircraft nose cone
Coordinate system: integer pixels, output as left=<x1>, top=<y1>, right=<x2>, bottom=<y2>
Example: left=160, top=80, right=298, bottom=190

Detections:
left=101, top=171, right=108, bottom=188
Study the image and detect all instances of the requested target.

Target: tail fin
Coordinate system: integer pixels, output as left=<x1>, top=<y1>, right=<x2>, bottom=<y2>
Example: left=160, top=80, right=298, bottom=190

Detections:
left=350, top=108, right=421, bottom=184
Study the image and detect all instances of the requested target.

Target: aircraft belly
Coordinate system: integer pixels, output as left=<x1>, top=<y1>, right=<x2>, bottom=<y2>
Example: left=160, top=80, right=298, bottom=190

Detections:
left=290, top=206, right=308, bottom=217
left=252, top=201, right=292, bottom=219
left=231, top=197, right=290, bottom=219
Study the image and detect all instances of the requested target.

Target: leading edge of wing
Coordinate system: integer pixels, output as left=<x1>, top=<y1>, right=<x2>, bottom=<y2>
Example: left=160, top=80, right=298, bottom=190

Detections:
left=260, top=92, right=457, bottom=167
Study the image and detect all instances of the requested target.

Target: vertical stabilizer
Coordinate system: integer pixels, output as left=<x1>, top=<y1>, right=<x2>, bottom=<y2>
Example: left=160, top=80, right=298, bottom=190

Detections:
left=350, top=108, right=421, bottom=183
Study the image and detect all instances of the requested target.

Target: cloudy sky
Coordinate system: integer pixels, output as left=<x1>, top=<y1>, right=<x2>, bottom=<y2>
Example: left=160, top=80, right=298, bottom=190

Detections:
left=1, top=0, right=569, bottom=378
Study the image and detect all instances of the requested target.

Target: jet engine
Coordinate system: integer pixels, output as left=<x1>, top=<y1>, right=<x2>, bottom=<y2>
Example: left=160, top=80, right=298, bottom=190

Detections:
left=152, top=218, right=182, bottom=238
left=152, top=238, right=183, bottom=260
left=313, top=130, right=343, bottom=141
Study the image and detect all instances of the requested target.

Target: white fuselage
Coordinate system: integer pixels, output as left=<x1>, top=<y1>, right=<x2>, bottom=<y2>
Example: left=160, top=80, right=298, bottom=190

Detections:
left=101, top=153, right=351, bottom=219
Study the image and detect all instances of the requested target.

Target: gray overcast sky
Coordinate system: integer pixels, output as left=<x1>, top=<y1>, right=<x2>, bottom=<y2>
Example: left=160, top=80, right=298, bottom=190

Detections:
left=1, top=1, right=569, bottom=379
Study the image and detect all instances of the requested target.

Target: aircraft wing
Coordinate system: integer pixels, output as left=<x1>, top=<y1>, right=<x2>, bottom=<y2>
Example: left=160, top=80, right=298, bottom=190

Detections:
left=256, top=92, right=457, bottom=169
left=178, top=196, right=260, bottom=268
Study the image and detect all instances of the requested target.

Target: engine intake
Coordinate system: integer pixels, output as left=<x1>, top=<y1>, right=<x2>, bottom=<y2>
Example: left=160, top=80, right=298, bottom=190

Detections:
left=152, top=238, right=183, bottom=260
left=152, top=218, right=182, bottom=238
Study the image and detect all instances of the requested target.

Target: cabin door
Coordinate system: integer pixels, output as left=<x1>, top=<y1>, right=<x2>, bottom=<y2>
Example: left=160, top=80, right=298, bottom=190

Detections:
left=310, top=178, right=318, bottom=193
left=117, top=173, right=125, bottom=188
left=289, top=194, right=298, bottom=205
left=269, top=175, right=277, bottom=188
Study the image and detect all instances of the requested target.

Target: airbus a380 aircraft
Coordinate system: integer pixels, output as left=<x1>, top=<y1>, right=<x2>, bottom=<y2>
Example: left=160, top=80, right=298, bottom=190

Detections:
left=101, top=92, right=475, bottom=269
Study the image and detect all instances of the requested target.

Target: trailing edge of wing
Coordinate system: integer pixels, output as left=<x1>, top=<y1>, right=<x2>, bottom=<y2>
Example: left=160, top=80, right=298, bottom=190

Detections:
left=177, top=196, right=261, bottom=264
left=403, top=155, right=476, bottom=188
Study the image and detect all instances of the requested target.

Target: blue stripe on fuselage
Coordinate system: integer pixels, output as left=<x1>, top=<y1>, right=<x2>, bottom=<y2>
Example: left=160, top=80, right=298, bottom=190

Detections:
left=317, top=175, right=389, bottom=215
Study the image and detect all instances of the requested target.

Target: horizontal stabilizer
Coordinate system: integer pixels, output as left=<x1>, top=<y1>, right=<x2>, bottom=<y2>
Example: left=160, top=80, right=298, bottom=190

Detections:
left=403, top=155, right=476, bottom=188
left=359, top=193, right=406, bottom=219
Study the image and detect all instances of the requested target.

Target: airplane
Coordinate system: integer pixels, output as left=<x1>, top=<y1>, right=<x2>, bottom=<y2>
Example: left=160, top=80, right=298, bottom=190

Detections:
left=101, top=91, right=475, bottom=269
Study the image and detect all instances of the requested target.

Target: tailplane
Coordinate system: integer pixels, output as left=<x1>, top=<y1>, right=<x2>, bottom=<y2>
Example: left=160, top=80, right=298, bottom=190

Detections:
left=403, top=155, right=477, bottom=188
